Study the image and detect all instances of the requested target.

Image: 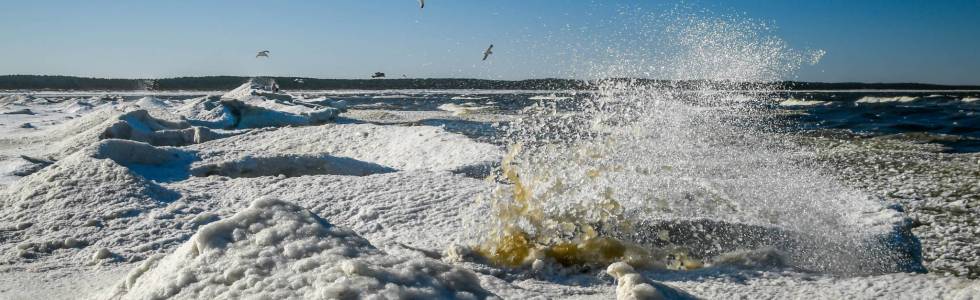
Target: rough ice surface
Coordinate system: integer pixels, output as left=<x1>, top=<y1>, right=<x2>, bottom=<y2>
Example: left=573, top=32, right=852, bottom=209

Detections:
left=186, top=123, right=501, bottom=174
left=606, top=262, right=694, bottom=300
left=109, top=197, right=496, bottom=300
left=0, top=85, right=979, bottom=299
left=218, top=80, right=340, bottom=128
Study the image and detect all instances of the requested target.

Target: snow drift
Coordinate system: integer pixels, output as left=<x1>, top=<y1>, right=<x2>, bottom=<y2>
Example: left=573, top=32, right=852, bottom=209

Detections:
left=109, top=197, right=497, bottom=300
left=0, top=141, right=181, bottom=266
left=188, top=123, right=502, bottom=174
left=218, top=80, right=340, bottom=128
left=100, top=110, right=232, bottom=147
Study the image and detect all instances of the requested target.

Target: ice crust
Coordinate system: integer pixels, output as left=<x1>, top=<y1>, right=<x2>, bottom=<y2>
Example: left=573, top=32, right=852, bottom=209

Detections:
left=187, top=123, right=501, bottom=174
left=109, top=197, right=496, bottom=300
left=0, top=85, right=978, bottom=299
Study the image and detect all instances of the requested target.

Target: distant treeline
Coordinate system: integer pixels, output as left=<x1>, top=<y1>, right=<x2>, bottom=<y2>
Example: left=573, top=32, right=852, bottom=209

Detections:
left=1, top=75, right=978, bottom=91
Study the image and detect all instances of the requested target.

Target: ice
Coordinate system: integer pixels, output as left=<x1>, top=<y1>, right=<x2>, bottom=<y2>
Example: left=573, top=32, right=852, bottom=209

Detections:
left=1, top=13, right=979, bottom=298
left=99, top=110, right=232, bottom=147
left=186, top=123, right=501, bottom=174
left=215, top=81, right=341, bottom=128
left=107, top=197, right=497, bottom=300
left=606, top=262, right=694, bottom=300
left=438, top=103, right=494, bottom=116
left=0, top=143, right=179, bottom=265
left=0, top=87, right=978, bottom=299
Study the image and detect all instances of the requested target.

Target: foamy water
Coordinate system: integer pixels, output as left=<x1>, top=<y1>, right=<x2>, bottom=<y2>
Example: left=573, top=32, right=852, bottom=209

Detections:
left=474, top=12, right=922, bottom=276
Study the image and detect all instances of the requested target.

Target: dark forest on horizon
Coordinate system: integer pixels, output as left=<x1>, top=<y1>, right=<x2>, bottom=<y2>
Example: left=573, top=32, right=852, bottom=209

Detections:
left=1, top=75, right=978, bottom=91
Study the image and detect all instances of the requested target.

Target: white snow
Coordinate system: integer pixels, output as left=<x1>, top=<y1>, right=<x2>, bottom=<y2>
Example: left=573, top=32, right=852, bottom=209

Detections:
left=108, top=197, right=496, bottom=299
left=438, top=103, right=494, bottom=116
left=0, top=86, right=978, bottom=299
left=219, top=81, right=340, bottom=128
left=186, top=122, right=501, bottom=173
left=606, top=262, right=693, bottom=300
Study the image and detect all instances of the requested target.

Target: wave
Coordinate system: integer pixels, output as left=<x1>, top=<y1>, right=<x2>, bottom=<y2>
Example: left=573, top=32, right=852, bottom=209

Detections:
left=528, top=94, right=573, bottom=101
left=856, top=96, right=922, bottom=104
left=779, top=98, right=829, bottom=107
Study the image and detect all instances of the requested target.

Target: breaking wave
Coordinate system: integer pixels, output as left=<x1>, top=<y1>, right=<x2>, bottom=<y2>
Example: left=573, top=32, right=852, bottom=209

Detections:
left=473, top=11, right=922, bottom=276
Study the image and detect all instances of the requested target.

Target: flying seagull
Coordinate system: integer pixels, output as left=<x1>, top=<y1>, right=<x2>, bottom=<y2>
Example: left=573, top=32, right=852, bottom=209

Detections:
left=482, top=44, right=493, bottom=61
left=418, top=0, right=424, bottom=9
left=256, top=50, right=270, bottom=58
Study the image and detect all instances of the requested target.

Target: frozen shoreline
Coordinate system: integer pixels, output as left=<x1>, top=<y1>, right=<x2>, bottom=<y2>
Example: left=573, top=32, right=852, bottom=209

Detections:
left=1, top=85, right=979, bottom=299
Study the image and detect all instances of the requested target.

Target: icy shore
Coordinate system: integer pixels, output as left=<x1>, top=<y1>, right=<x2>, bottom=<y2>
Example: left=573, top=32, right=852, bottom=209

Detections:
left=1, top=85, right=979, bottom=299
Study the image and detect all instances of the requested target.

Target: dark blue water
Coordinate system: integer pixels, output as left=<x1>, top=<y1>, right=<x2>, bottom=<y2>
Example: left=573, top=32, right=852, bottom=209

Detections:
left=774, top=92, right=980, bottom=153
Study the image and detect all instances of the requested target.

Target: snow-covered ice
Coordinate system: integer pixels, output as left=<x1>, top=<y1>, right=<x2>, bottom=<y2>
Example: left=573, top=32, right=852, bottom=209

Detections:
left=109, top=197, right=496, bottom=299
left=1, top=83, right=979, bottom=299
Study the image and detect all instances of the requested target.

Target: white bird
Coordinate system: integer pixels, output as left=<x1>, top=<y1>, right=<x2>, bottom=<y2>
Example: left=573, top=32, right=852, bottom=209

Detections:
left=418, top=0, right=424, bottom=9
left=482, top=44, right=493, bottom=61
left=256, top=50, right=270, bottom=58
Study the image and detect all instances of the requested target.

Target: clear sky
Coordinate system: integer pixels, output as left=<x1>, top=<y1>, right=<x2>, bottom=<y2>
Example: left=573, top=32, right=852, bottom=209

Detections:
left=1, top=0, right=978, bottom=84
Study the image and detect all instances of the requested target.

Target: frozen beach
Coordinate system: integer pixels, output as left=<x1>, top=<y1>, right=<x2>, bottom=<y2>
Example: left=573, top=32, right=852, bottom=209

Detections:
left=1, top=81, right=978, bottom=299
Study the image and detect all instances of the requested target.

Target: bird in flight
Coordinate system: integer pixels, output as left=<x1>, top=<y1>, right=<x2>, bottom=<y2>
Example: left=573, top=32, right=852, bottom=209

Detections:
left=256, top=50, right=270, bottom=58
left=418, top=0, right=424, bottom=9
left=482, top=44, right=494, bottom=61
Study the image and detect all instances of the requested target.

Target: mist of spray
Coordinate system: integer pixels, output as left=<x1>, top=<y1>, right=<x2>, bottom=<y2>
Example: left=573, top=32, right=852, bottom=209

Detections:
left=475, top=9, right=919, bottom=276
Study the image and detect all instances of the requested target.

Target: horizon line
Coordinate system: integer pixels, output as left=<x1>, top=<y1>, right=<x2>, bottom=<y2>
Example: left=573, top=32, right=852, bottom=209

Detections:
left=2, top=74, right=979, bottom=87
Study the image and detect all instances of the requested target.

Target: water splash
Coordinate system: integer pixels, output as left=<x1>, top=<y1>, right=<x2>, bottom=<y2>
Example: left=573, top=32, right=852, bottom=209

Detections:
left=474, top=10, right=920, bottom=275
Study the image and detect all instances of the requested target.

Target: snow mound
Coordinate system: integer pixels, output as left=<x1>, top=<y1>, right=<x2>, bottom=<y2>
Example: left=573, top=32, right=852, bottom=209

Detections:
left=100, top=110, right=232, bottom=147
left=92, top=139, right=191, bottom=166
left=962, top=97, right=980, bottom=103
left=219, top=81, right=339, bottom=128
left=606, top=262, right=694, bottom=300
left=189, top=153, right=395, bottom=178
left=0, top=102, right=194, bottom=161
left=0, top=143, right=180, bottom=266
left=171, top=170, right=493, bottom=252
left=2, top=98, right=239, bottom=162
left=109, top=197, right=497, bottom=300
left=0, top=94, right=36, bottom=106
left=63, top=100, right=96, bottom=113
left=173, top=96, right=238, bottom=128
left=189, top=123, right=502, bottom=174
left=221, top=97, right=339, bottom=128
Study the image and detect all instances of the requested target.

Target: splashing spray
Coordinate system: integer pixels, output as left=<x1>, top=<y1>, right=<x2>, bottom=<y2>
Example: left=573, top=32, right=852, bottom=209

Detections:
left=472, top=9, right=920, bottom=276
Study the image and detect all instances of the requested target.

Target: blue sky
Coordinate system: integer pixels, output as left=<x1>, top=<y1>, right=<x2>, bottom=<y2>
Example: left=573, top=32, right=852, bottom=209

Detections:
left=1, top=0, right=978, bottom=84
